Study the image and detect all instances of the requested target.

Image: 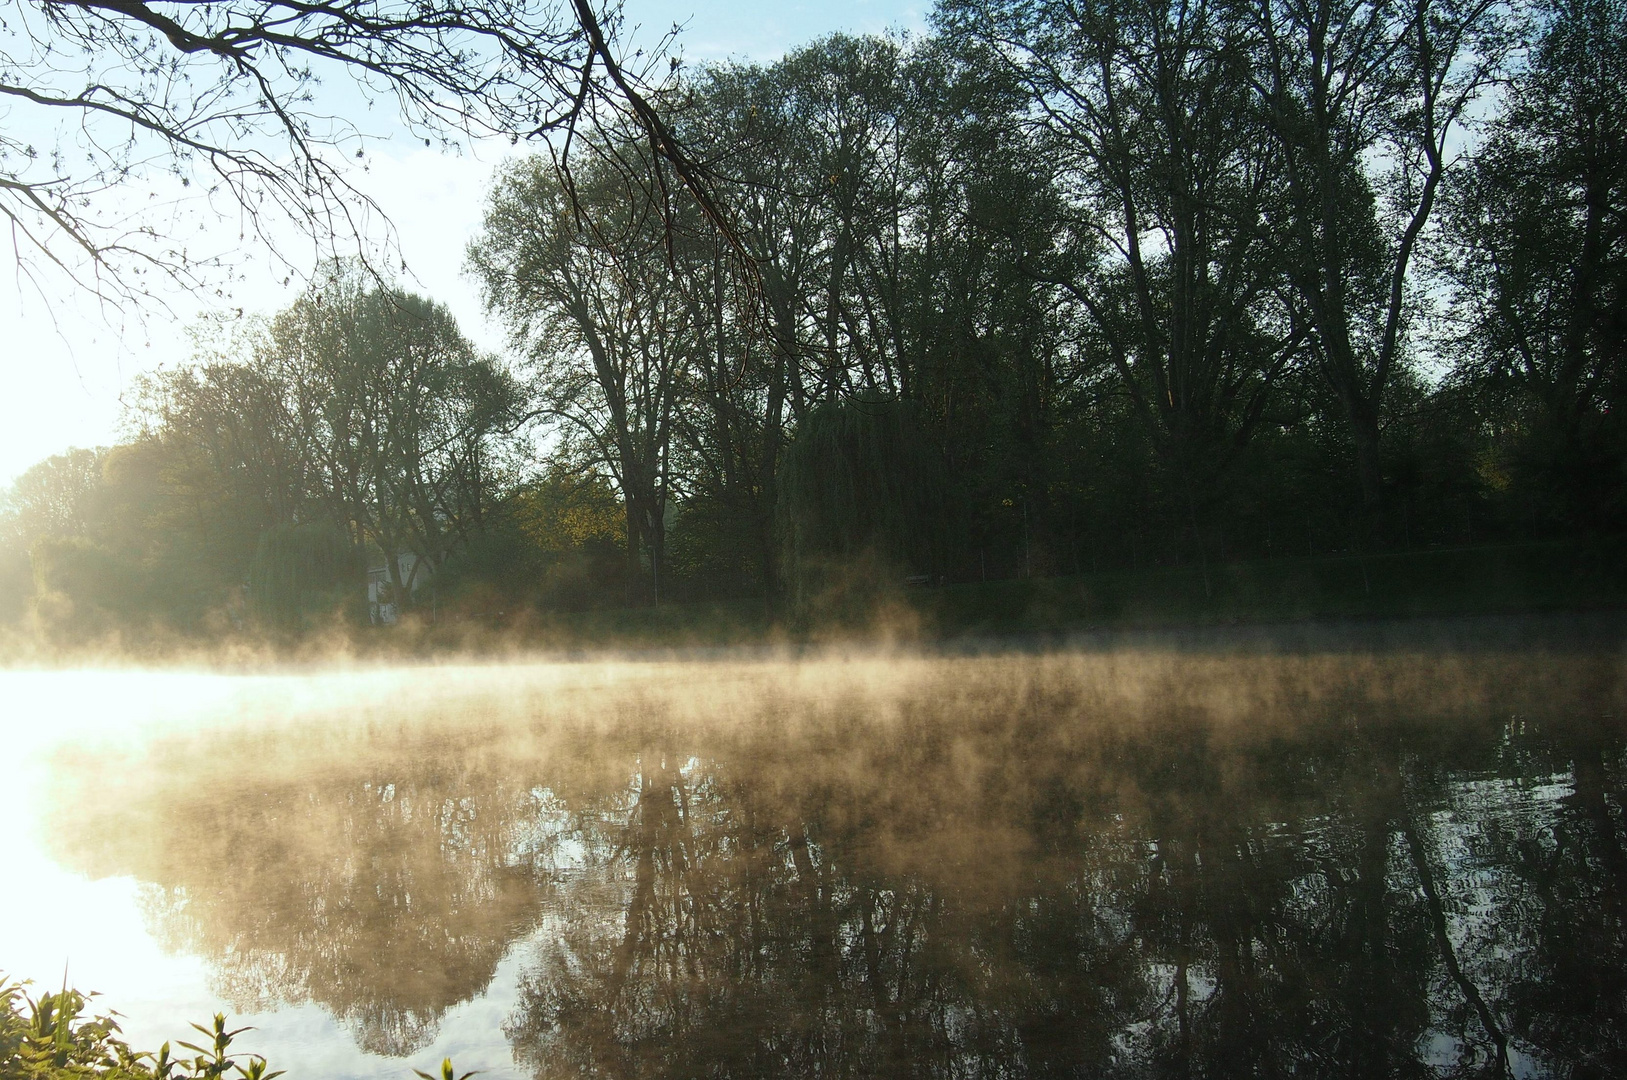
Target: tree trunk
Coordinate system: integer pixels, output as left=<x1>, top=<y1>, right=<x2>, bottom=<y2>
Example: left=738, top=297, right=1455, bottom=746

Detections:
left=1318, top=324, right=1386, bottom=519
left=624, top=497, right=644, bottom=607
left=1347, top=395, right=1384, bottom=513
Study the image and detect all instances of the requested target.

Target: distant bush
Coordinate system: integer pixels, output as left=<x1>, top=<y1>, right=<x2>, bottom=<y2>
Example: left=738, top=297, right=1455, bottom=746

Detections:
left=0, top=544, right=36, bottom=627
left=437, top=465, right=628, bottom=616
left=27, top=537, right=149, bottom=640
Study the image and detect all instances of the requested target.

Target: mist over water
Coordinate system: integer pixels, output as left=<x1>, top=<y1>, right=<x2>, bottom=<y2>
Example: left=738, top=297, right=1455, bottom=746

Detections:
left=6, top=635, right=1626, bottom=1078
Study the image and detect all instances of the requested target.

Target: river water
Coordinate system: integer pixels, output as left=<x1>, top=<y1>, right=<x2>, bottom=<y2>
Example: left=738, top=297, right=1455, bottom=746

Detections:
left=2, top=636, right=1624, bottom=1078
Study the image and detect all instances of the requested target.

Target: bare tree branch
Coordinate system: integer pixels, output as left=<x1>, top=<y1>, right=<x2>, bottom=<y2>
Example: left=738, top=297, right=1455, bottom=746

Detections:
left=0, top=0, right=706, bottom=312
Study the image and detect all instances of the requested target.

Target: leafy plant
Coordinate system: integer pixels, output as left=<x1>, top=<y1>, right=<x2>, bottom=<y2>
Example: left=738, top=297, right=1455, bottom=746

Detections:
left=3, top=972, right=477, bottom=1080
left=0, top=973, right=361, bottom=1080
left=413, top=1058, right=478, bottom=1080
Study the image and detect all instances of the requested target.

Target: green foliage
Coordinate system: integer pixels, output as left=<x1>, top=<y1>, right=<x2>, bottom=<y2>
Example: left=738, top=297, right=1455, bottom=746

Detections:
left=1, top=976, right=135, bottom=1079
left=0, top=975, right=282, bottom=1080
left=28, top=537, right=149, bottom=639
left=663, top=496, right=766, bottom=602
left=1439, top=0, right=1627, bottom=531
left=0, top=449, right=113, bottom=631
left=413, top=1059, right=477, bottom=1080
left=0, top=449, right=107, bottom=547
left=0, top=265, right=523, bottom=644
left=509, top=467, right=626, bottom=555
left=437, top=465, right=628, bottom=616
left=1, top=437, right=257, bottom=637
left=0, top=543, right=30, bottom=625
left=1, top=973, right=480, bottom=1080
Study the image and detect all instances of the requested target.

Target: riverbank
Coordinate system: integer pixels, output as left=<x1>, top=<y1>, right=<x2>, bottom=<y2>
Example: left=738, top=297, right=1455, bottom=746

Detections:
left=4, top=538, right=1623, bottom=666
left=505, top=537, right=1627, bottom=650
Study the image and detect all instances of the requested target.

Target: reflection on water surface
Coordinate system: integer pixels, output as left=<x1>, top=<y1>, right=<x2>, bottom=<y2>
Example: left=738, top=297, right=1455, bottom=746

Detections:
left=27, top=648, right=1627, bottom=1077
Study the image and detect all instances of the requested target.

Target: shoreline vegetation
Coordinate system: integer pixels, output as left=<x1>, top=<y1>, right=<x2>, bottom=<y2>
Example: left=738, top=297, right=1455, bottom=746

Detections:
left=2, top=538, right=1623, bottom=667
left=2, top=973, right=466, bottom=1080
left=1, top=976, right=267, bottom=1080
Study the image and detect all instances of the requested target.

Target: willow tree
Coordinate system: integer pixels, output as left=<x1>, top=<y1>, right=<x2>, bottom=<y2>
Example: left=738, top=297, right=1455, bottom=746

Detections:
left=247, top=521, right=362, bottom=632
left=777, top=396, right=946, bottom=609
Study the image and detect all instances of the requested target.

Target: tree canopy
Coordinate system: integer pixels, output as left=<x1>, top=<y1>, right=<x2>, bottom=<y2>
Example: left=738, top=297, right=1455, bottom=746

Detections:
left=3, top=0, right=1624, bottom=640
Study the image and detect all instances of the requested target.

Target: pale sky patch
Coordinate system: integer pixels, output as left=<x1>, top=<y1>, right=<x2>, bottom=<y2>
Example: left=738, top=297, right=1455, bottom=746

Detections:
left=0, top=0, right=927, bottom=488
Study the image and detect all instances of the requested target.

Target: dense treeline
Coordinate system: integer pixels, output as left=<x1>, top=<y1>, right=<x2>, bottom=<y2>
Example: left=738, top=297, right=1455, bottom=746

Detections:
left=1, top=0, right=1621, bottom=638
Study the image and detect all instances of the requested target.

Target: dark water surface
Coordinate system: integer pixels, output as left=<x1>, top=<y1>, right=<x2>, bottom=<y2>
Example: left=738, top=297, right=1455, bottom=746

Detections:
left=17, top=641, right=1627, bottom=1077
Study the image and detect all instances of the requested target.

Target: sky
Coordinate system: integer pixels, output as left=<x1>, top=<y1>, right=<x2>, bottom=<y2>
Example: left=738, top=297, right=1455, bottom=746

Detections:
left=0, top=0, right=930, bottom=489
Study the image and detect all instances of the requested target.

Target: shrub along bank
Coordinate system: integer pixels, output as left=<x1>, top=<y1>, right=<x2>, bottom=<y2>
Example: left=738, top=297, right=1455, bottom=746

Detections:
left=0, top=974, right=466, bottom=1080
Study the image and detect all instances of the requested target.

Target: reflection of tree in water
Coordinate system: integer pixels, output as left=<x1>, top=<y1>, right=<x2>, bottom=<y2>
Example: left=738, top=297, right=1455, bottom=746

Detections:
left=42, top=653, right=1627, bottom=1074
left=53, top=725, right=579, bottom=1056
left=508, top=752, right=1056, bottom=1079
left=1466, top=719, right=1627, bottom=1077
left=505, top=676, right=1627, bottom=1079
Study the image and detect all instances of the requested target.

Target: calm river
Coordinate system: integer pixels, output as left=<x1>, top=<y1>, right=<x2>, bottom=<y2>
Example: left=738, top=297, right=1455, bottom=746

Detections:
left=3, top=632, right=1624, bottom=1078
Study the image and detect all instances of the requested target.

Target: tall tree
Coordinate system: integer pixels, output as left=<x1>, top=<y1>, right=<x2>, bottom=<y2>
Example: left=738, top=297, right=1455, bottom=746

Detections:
left=940, top=0, right=1305, bottom=572
left=128, top=319, right=318, bottom=565
left=472, top=152, right=700, bottom=603
left=1257, top=0, right=1510, bottom=513
left=676, top=37, right=982, bottom=597
left=0, top=447, right=107, bottom=550
left=1440, top=0, right=1627, bottom=527
left=264, top=269, right=521, bottom=600
left=684, top=36, right=1073, bottom=583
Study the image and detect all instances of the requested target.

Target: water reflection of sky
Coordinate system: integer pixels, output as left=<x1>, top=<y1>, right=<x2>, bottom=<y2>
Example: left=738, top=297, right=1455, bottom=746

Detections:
left=2, top=649, right=1624, bottom=1079
left=2, top=667, right=548, bottom=1079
